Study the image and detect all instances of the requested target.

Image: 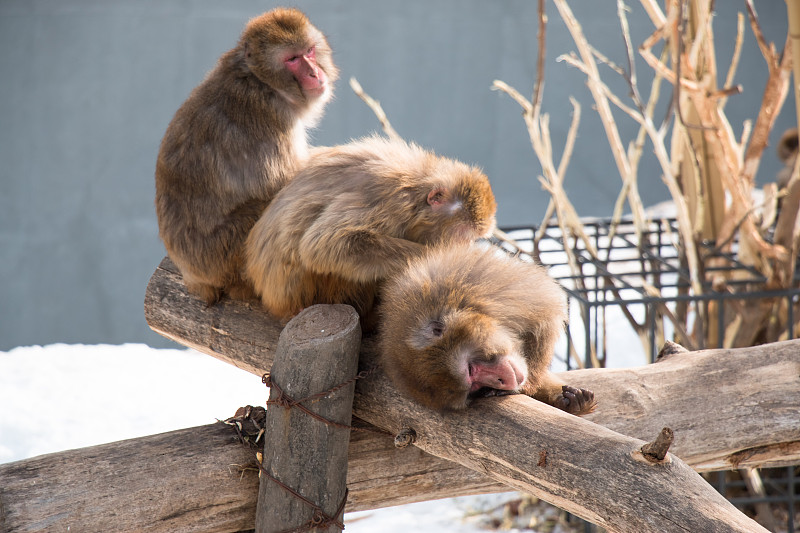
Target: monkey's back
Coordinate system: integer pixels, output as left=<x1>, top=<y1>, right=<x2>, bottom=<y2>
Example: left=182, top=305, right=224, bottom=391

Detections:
left=244, top=136, right=440, bottom=319
left=155, top=47, right=306, bottom=302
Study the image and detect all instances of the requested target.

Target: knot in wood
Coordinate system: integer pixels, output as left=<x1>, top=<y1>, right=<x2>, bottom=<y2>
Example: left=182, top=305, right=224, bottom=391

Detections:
left=641, top=427, right=674, bottom=462
left=394, top=428, right=417, bottom=448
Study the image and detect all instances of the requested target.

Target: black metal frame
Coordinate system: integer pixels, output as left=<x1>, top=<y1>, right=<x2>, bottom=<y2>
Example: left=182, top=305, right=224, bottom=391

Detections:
left=496, top=217, right=799, bottom=532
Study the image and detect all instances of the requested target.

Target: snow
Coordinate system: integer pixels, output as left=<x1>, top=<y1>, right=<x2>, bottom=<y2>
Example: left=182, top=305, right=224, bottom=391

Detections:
left=0, top=342, right=515, bottom=532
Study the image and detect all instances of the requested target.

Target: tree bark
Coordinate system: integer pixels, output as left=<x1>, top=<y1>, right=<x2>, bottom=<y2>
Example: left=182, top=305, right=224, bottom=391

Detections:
left=353, top=366, right=767, bottom=532
left=2, top=257, right=795, bottom=532
left=145, top=257, right=800, bottom=472
left=256, top=305, right=360, bottom=533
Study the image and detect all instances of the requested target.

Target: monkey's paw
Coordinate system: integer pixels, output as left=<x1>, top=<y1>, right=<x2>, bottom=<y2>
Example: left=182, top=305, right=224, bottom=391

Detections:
left=554, top=385, right=596, bottom=416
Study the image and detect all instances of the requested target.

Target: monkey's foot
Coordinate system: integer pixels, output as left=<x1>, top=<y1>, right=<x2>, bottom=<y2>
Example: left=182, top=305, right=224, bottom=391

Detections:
left=554, top=385, right=596, bottom=416
left=193, top=285, right=222, bottom=307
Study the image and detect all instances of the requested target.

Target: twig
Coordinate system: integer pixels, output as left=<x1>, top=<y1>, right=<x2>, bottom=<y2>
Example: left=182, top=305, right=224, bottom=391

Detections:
left=744, top=0, right=775, bottom=67
left=641, top=427, right=674, bottom=462
left=552, top=0, right=648, bottom=239
left=348, top=77, right=402, bottom=142
left=535, top=97, right=581, bottom=254
left=720, top=13, right=745, bottom=110
left=531, top=0, right=547, bottom=113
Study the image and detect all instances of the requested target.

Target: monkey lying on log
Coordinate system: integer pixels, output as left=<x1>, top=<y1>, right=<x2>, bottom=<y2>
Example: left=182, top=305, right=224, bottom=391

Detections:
left=380, top=243, right=596, bottom=414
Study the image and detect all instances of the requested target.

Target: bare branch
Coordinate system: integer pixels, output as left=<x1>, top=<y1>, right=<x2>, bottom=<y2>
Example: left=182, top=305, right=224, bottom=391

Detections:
left=720, top=12, right=745, bottom=110
left=348, top=77, right=402, bottom=142
left=532, top=0, right=547, bottom=113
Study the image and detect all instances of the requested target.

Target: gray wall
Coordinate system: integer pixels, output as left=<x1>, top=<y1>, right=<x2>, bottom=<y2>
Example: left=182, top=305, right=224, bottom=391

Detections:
left=0, top=1, right=793, bottom=350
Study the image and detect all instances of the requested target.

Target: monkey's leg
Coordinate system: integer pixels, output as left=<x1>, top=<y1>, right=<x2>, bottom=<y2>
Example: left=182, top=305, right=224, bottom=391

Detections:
left=180, top=199, right=266, bottom=305
left=530, top=372, right=596, bottom=416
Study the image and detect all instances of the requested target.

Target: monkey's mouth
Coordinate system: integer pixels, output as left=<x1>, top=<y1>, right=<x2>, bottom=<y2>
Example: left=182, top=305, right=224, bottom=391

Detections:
left=468, top=387, right=518, bottom=400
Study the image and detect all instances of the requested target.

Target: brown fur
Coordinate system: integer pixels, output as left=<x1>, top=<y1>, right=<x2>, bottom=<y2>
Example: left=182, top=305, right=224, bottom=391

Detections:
left=379, top=243, right=596, bottom=414
left=244, top=136, right=497, bottom=322
left=155, top=8, right=338, bottom=304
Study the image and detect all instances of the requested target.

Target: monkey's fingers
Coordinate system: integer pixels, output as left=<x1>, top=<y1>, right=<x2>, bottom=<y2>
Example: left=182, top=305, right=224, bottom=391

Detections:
left=554, top=385, right=597, bottom=416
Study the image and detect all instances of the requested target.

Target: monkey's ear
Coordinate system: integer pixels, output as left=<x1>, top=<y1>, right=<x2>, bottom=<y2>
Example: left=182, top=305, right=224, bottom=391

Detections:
left=409, top=318, right=445, bottom=350
left=427, top=188, right=447, bottom=207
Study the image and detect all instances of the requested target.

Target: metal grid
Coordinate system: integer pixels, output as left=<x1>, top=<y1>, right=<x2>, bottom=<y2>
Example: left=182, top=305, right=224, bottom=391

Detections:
left=497, top=217, right=800, bottom=366
left=495, top=217, right=800, bottom=532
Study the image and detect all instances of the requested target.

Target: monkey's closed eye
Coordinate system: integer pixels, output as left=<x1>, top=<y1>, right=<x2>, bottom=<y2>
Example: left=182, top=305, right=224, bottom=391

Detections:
left=429, top=320, right=445, bottom=337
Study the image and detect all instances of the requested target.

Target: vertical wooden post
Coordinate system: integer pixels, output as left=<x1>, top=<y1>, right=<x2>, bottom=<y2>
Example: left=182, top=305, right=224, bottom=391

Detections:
left=255, top=304, right=361, bottom=533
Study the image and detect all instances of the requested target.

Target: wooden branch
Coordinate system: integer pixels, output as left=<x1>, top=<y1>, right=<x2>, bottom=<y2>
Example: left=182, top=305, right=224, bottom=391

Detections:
left=353, top=362, right=766, bottom=532
left=0, top=418, right=506, bottom=533
left=143, top=257, right=800, bottom=472
left=256, top=305, right=361, bottom=532
left=145, top=258, right=800, bottom=464
left=3, top=258, right=798, bottom=532
left=348, top=77, right=402, bottom=142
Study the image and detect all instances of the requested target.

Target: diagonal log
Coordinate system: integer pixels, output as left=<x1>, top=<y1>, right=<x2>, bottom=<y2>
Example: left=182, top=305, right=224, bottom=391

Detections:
left=2, top=257, right=797, bottom=532
left=145, top=257, right=800, bottom=472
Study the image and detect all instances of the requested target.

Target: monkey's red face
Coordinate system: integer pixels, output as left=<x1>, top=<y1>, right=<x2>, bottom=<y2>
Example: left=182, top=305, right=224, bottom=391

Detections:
left=284, top=45, right=329, bottom=97
left=466, top=350, right=527, bottom=393
left=459, top=325, right=528, bottom=396
left=389, top=311, right=530, bottom=410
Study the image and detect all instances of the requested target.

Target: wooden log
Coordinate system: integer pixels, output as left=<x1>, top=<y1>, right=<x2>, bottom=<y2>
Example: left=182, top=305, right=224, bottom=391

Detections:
left=142, top=258, right=783, bottom=530
left=256, top=305, right=361, bottom=533
left=353, top=364, right=768, bottom=532
left=1, top=257, right=794, bottom=532
left=0, top=423, right=259, bottom=533
left=0, top=419, right=503, bottom=533
left=145, top=257, right=800, bottom=471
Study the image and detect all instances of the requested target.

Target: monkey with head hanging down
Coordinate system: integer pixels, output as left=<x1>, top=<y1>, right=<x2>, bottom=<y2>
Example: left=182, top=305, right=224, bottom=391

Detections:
left=379, top=243, right=596, bottom=414
left=244, top=135, right=498, bottom=325
left=155, top=8, right=338, bottom=305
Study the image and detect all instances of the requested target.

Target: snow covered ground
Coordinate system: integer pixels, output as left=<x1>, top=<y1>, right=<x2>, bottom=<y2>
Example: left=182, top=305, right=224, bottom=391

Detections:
left=0, top=343, right=527, bottom=532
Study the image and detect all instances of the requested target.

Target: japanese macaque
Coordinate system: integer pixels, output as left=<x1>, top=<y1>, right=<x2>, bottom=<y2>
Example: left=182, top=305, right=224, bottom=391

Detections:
left=777, top=128, right=798, bottom=189
left=155, top=8, right=338, bottom=305
left=379, top=243, right=596, bottom=415
left=244, top=136, right=497, bottom=324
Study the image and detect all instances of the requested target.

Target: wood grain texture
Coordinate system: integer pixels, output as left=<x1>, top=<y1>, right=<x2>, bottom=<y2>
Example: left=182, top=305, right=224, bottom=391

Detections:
left=2, top=257, right=797, bottom=532
left=256, top=305, right=361, bottom=533
left=352, top=362, right=769, bottom=532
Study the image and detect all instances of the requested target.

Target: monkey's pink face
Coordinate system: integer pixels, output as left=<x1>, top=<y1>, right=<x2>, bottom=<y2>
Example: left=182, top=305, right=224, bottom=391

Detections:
left=284, top=46, right=329, bottom=98
left=460, top=339, right=529, bottom=396
left=410, top=315, right=530, bottom=409
left=467, top=354, right=526, bottom=393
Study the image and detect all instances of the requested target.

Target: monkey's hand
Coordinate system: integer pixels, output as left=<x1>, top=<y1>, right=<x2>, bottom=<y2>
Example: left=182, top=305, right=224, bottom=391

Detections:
left=553, top=385, right=596, bottom=416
